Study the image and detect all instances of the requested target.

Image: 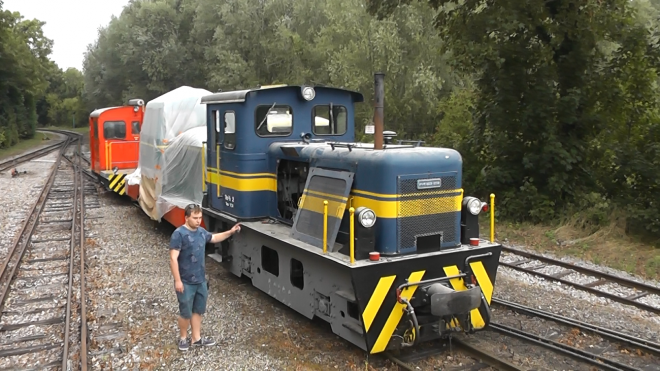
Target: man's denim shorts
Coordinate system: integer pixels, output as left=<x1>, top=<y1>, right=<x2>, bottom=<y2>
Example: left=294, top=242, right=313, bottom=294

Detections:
left=176, top=281, right=208, bottom=319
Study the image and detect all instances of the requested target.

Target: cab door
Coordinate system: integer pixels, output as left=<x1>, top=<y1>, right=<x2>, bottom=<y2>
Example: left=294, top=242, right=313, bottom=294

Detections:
left=210, top=108, right=237, bottom=211
left=90, top=117, right=101, bottom=172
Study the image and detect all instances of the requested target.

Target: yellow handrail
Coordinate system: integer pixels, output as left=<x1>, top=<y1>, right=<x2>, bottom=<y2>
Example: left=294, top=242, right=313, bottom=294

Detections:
left=216, top=144, right=220, bottom=198
left=490, top=193, right=495, bottom=243
left=201, top=143, right=206, bottom=192
left=349, top=207, right=355, bottom=264
left=323, top=200, right=328, bottom=254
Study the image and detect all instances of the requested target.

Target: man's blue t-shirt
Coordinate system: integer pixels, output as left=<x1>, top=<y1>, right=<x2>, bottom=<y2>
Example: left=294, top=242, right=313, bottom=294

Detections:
left=170, top=226, right=212, bottom=285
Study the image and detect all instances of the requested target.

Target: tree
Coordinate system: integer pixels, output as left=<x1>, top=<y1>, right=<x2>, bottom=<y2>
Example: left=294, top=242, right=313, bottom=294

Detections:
left=367, top=0, right=660, bottom=233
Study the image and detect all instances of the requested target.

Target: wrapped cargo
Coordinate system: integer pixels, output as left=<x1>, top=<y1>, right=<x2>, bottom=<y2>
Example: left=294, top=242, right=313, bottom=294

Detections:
left=126, top=86, right=212, bottom=221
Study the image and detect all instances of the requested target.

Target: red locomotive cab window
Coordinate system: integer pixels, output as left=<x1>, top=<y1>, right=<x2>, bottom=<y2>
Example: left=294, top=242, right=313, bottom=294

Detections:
left=131, top=121, right=141, bottom=135
left=104, top=121, right=127, bottom=140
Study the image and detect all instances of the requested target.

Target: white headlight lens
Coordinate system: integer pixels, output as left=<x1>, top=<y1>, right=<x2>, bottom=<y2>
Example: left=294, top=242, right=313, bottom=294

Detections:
left=302, top=87, right=315, bottom=101
left=468, top=198, right=482, bottom=215
left=357, top=208, right=376, bottom=228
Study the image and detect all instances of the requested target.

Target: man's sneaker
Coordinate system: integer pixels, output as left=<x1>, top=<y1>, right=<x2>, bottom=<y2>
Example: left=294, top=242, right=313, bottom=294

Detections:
left=178, top=338, right=189, bottom=351
left=192, top=336, right=216, bottom=347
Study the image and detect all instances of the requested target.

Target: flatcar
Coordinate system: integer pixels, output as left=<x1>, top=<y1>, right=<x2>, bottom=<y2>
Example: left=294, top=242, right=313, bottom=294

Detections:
left=88, top=87, right=211, bottom=228
left=199, top=74, right=502, bottom=354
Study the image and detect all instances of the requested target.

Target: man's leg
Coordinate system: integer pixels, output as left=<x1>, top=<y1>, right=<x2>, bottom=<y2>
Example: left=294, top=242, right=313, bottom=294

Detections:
left=178, top=316, right=189, bottom=339
left=191, top=281, right=215, bottom=346
left=175, top=283, right=194, bottom=351
left=191, top=313, right=202, bottom=342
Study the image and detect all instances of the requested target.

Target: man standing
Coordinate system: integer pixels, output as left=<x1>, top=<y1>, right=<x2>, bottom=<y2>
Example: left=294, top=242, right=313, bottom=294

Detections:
left=169, top=204, right=241, bottom=351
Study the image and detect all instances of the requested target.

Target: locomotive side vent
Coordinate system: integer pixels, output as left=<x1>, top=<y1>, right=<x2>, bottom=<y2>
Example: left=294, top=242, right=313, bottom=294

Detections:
left=397, top=173, right=459, bottom=252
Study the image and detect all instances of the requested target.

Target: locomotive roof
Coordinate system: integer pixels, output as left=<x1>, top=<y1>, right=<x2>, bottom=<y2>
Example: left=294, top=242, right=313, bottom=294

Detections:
left=200, top=85, right=364, bottom=105
left=90, top=106, right=121, bottom=118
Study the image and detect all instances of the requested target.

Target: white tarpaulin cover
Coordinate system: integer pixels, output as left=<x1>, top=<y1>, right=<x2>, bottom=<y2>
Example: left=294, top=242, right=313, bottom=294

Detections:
left=126, top=86, right=212, bottom=221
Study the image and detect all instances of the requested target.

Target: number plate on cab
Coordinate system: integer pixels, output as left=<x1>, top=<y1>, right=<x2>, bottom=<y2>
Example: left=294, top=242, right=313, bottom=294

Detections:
left=417, top=178, right=442, bottom=190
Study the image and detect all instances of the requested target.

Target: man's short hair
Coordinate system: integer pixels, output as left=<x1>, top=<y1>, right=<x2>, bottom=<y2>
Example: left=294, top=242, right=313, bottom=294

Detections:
left=185, top=204, right=202, bottom=217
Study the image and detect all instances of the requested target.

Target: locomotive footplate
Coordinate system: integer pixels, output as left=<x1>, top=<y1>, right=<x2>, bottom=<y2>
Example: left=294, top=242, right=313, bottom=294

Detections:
left=220, top=219, right=500, bottom=355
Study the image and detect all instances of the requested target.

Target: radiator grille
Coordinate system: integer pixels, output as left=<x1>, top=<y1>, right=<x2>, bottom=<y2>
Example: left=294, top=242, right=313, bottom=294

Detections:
left=397, top=175, right=459, bottom=251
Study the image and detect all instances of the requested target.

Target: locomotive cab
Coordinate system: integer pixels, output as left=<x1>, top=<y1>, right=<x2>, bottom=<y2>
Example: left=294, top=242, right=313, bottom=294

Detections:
left=89, top=99, right=145, bottom=195
left=200, top=78, right=502, bottom=355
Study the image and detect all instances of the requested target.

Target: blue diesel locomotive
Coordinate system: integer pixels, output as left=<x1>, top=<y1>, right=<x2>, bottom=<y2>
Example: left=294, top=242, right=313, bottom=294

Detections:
left=200, top=73, right=501, bottom=354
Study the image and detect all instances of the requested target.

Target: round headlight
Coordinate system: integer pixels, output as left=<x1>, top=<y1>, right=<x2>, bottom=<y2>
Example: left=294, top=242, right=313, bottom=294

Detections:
left=467, top=198, right=482, bottom=215
left=302, top=87, right=315, bottom=101
left=356, top=207, right=376, bottom=228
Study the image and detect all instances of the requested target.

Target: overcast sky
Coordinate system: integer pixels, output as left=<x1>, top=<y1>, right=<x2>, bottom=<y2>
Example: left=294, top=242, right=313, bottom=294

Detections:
left=2, top=0, right=130, bottom=71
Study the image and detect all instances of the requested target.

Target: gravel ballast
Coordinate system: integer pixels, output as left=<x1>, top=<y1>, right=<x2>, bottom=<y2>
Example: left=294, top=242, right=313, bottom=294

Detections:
left=4, top=141, right=660, bottom=370
left=0, top=151, right=59, bottom=261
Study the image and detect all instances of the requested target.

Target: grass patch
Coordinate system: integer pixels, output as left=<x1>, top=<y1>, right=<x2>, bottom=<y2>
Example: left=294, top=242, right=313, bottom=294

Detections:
left=481, top=211, right=660, bottom=281
left=0, top=131, right=50, bottom=162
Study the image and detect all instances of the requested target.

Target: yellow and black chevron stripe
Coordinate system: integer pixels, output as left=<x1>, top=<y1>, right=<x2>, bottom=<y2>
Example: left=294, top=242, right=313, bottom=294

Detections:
left=354, top=258, right=496, bottom=354
left=107, top=173, right=127, bottom=196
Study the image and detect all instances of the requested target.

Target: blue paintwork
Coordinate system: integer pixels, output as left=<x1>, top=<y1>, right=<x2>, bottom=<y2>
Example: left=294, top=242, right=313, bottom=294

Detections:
left=202, top=84, right=464, bottom=254
left=275, top=143, right=463, bottom=253
left=204, top=86, right=364, bottom=219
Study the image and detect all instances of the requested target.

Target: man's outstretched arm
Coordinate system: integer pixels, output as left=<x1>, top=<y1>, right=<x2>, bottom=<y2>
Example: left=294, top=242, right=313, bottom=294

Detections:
left=209, top=224, right=241, bottom=244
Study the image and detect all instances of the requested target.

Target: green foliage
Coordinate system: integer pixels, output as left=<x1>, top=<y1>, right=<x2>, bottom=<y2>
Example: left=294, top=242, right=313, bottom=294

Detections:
left=368, top=0, right=660, bottom=238
left=0, top=2, right=81, bottom=148
left=76, top=0, right=660, bottom=239
left=82, top=0, right=456, bottom=142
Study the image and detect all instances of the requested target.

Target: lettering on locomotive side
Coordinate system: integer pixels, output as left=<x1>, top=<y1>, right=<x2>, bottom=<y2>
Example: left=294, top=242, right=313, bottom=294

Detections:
left=416, top=178, right=442, bottom=190
left=224, top=194, right=235, bottom=208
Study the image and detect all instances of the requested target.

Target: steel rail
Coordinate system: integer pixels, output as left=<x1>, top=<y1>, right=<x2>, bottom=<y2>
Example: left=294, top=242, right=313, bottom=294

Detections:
left=62, top=139, right=79, bottom=371
left=0, top=138, right=65, bottom=172
left=493, top=298, right=660, bottom=357
left=79, top=141, right=89, bottom=371
left=383, top=338, right=524, bottom=371
left=452, top=337, right=525, bottom=371
left=490, top=322, right=646, bottom=371
left=0, top=136, right=72, bottom=311
left=501, top=245, right=660, bottom=314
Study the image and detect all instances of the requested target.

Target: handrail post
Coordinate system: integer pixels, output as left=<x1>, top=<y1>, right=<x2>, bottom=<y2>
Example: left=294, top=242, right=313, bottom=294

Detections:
left=490, top=193, right=495, bottom=243
left=201, top=142, right=206, bottom=192
left=216, top=144, right=220, bottom=198
left=349, top=207, right=355, bottom=264
left=323, top=200, right=328, bottom=254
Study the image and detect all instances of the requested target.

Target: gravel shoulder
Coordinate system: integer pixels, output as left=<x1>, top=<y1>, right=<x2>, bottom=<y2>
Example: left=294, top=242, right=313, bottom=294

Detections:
left=85, top=193, right=400, bottom=371
left=84, top=191, right=660, bottom=370
left=6, top=148, right=658, bottom=370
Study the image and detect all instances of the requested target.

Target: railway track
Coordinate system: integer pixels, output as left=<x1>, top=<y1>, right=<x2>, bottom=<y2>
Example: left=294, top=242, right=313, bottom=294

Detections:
left=490, top=298, right=660, bottom=371
left=500, top=245, right=660, bottom=314
left=384, top=296, right=659, bottom=371
left=384, top=339, right=524, bottom=371
left=0, top=133, right=66, bottom=173
left=0, top=133, right=90, bottom=370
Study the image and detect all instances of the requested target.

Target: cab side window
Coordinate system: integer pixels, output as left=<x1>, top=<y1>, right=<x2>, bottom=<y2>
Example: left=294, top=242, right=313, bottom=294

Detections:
left=92, top=118, right=98, bottom=139
left=103, top=121, right=126, bottom=139
left=313, top=105, right=347, bottom=135
left=255, top=105, right=293, bottom=137
left=131, top=121, right=141, bottom=134
left=224, top=111, right=236, bottom=150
